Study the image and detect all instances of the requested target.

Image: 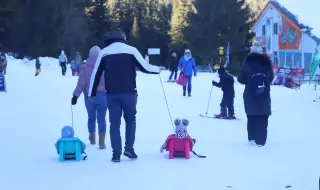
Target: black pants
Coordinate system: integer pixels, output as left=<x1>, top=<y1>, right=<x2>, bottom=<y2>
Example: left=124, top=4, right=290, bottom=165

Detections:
left=247, top=115, right=269, bottom=146
left=220, top=95, right=234, bottom=116
left=107, top=93, right=137, bottom=155
left=60, top=62, right=66, bottom=75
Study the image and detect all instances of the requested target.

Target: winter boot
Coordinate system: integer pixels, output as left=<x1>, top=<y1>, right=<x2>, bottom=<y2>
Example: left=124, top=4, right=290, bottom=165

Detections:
left=124, top=149, right=138, bottom=159
left=188, top=93, right=191, bottom=97
left=183, top=91, right=186, bottom=96
left=98, top=132, right=106, bottom=149
left=89, top=132, right=96, bottom=145
left=111, top=153, right=121, bottom=162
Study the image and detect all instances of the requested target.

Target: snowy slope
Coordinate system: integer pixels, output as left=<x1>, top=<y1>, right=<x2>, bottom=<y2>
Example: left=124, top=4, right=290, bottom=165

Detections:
left=1, top=58, right=320, bottom=190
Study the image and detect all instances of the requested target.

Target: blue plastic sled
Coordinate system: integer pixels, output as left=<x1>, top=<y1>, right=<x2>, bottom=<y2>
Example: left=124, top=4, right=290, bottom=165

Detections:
left=56, top=138, right=87, bottom=162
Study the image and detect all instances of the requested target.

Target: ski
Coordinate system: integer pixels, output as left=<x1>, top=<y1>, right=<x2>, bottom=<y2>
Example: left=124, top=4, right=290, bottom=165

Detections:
left=199, top=114, right=240, bottom=120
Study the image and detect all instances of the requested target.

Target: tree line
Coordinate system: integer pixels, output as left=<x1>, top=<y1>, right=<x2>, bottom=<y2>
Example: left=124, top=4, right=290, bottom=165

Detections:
left=0, top=0, right=266, bottom=73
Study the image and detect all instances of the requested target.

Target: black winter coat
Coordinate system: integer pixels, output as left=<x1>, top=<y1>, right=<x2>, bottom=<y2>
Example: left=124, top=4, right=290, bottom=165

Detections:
left=169, top=57, right=178, bottom=72
left=212, top=72, right=235, bottom=98
left=35, top=60, right=41, bottom=69
left=237, top=53, right=274, bottom=115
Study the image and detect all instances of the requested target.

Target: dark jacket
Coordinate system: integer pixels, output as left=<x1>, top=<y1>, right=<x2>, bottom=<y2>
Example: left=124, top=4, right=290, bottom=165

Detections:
left=237, top=53, right=274, bottom=115
left=88, top=39, right=160, bottom=97
left=35, top=59, right=41, bottom=69
left=169, top=57, right=178, bottom=72
left=212, top=72, right=235, bottom=98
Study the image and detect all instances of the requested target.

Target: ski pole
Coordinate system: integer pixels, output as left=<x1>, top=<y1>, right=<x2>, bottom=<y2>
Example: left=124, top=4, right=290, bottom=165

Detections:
left=205, top=86, right=213, bottom=115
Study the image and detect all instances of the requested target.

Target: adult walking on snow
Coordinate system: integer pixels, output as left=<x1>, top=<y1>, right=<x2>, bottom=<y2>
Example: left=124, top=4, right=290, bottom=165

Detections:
left=74, top=52, right=83, bottom=76
left=178, top=49, right=197, bottom=97
left=59, top=50, right=68, bottom=76
left=167, top=52, right=178, bottom=82
left=71, top=46, right=107, bottom=149
left=237, top=42, right=274, bottom=147
left=88, top=30, right=160, bottom=162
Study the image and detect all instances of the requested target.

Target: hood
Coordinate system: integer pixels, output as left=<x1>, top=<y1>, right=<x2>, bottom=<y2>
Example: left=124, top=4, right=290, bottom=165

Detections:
left=174, top=118, right=189, bottom=139
left=246, top=53, right=272, bottom=68
left=85, top=55, right=98, bottom=68
left=89, top=46, right=101, bottom=57
left=61, top=126, right=74, bottom=138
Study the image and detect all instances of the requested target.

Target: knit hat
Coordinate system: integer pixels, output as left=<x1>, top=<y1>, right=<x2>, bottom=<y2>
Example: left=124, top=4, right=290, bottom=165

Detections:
left=172, top=52, right=177, bottom=57
left=218, top=67, right=226, bottom=75
left=184, top=49, right=191, bottom=54
left=89, top=46, right=101, bottom=57
left=174, top=118, right=189, bottom=139
left=61, top=126, right=74, bottom=138
left=250, top=41, right=262, bottom=54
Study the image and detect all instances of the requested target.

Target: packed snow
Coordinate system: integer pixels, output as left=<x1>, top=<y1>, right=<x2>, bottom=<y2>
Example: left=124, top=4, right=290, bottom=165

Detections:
left=1, top=57, right=320, bottom=190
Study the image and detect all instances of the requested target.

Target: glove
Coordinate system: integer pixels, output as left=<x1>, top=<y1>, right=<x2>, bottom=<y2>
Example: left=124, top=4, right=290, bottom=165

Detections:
left=212, top=80, right=217, bottom=86
left=71, top=95, right=78, bottom=105
left=89, top=96, right=95, bottom=102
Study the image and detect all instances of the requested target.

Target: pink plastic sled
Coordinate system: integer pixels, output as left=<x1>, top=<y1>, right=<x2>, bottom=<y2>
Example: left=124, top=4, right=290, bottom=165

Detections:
left=165, top=136, right=193, bottom=159
left=176, top=74, right=187, bottom=86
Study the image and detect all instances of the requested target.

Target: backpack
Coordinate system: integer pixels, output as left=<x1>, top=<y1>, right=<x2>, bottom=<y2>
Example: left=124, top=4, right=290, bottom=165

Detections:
left=250, top=66, right=270, bottom=99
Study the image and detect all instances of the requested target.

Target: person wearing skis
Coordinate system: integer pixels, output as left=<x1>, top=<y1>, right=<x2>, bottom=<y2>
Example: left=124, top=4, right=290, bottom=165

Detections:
left=72, top=46, right=107, bottom=149
left=167, top=52, right=178, bottom=82
left=178, top=49, right=197, bottom=97
left=237, top=42, right=273, bottom=147
left=59, top=50, right=68, bottom=76
left=88, top=30, right=160, bottom=162
left=0, top=53, right=7, bottom=75
left=35, top=57, right=41, bottom=76
left=212, top=67, right=236, bottom=119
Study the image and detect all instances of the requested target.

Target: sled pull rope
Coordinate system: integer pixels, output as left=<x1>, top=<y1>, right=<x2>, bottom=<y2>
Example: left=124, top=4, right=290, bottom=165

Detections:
left=71, top=105, right=74, bottom=128
left=158, top=73, right=175, bottom=131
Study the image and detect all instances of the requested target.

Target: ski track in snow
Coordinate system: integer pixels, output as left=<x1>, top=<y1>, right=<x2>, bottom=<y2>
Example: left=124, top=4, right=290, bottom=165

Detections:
left=0, top=57, right=320, bottom=190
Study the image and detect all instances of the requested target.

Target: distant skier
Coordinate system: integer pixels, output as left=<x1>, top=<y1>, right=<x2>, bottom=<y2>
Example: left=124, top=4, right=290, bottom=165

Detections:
left=0, top=53, right=7, bottom=75
left=59, top=50, right=68, bottom=76
left=167, top=52, right=178, bottom=82
left=237, top=42, right=273, bottom=147
left=212, top=67, right=236, bottom=119
left=35, top=57, right=41, bottom=76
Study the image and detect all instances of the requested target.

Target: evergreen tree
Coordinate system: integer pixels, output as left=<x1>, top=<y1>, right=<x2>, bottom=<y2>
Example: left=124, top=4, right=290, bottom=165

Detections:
left=184, top=0, right=254, bottom=70
left=248, top=0, right=268, bottom=20
left=169, top=0, right=192, bottom=54
left=129, top=16, right=140, bottom=47
left=86, top=0, right=112, bottom=47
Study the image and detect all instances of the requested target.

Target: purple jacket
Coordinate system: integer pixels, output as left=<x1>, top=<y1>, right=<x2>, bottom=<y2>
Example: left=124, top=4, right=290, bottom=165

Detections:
left=73, top=55, right=105, bottom=97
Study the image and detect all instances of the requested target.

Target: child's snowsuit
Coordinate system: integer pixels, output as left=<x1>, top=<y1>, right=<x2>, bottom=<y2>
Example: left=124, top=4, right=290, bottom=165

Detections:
left=55, top=126, right=86, bottom=154
left=35, top=58, right=41, bottom=76
left=160, top=118, right=195, bottom=152
left=212, top=67, right=235, bottom=118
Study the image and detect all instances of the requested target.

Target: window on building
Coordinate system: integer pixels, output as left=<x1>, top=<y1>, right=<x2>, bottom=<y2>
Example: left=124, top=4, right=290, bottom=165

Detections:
left=273, top=23, right=278, bottom=35
left=262, top=25, right=266, bottom=35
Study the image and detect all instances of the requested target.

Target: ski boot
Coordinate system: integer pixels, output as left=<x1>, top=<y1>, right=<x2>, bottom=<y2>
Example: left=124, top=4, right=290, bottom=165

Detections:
left=214, top=114, right=227, bottom=119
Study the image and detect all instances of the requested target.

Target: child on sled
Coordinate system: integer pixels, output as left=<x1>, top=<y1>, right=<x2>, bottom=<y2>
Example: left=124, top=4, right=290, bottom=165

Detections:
left=160, top=118, right=196, bottom=152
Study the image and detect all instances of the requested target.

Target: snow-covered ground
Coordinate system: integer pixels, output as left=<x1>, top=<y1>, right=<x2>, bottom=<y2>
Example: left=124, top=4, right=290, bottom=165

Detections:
left=1, top=58, right=320, bottom=190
